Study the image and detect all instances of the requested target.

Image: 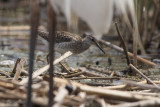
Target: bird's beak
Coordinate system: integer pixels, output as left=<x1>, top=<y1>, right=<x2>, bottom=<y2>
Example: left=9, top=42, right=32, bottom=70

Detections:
left=93, top=40, right=105, bottom=54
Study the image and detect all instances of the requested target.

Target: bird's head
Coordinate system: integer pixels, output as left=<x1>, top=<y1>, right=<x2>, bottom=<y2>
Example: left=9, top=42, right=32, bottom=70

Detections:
left=83, top=33, right=105, bottom=54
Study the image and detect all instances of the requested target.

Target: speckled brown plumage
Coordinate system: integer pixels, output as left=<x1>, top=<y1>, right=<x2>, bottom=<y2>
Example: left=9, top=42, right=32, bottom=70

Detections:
left=38, top=30, right=82, bottom=43
left=38, top=30, right=105, bottom=54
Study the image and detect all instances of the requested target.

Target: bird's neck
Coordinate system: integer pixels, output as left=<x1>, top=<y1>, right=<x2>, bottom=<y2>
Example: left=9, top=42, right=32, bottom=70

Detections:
left=82, top=37, right=91, bottom=50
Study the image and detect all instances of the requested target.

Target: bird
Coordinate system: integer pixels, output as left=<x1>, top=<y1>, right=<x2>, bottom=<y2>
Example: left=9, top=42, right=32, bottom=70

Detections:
left=37, top=30, right=105, bottom=55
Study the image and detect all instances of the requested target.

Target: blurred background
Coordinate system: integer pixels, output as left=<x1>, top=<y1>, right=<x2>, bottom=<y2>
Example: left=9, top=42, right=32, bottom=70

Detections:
left=0, top=0, right=159, bottom=76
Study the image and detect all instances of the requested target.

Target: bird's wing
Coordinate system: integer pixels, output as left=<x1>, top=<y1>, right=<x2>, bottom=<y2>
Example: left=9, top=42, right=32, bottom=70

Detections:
left=38, top=30, right=82, bottom=43
left=37, top=30, right=49, bottom=41
left=55, top=31, right=82, bottom=43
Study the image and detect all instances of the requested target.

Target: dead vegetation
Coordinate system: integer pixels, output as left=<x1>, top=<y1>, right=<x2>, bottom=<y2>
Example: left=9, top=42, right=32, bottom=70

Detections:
left=0, top=0, right=160, bottom=107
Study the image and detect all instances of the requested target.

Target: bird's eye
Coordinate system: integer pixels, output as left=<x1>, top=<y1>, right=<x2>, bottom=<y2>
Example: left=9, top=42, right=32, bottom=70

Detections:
left=91, top=38, right=94, bottom=41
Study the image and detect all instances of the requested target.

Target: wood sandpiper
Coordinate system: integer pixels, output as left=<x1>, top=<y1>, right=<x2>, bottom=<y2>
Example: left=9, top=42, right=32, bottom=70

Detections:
left=38, top=30, right=105, bottom=55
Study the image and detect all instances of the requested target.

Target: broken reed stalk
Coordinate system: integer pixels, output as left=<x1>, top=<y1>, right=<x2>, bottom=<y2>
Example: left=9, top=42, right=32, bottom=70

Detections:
left=64, top=72, right=84, bottom=78
left=121, top=79, right=160, bottom=92
left=47, top=1, right=57, bottom=106
left=26, top=1, right=39, bottom=107
left=130, top=91, right=160, bottom=96
left=99, top=40, right=157, bottom=67
left=2, top=75, right=160, bottom=106
left=83, top=82, right=111, bottom=86
left=59, top=62, right=71, bottom=73
left=129, top=64, right=158, bottom=86
left=115, top=22, right=131, bottom=65
left=86, top=66, right=121, bottom=77
left=79, top=68, right=104, bottom=77
left=53, top=77, right=156, bottom=101
left=13, top=58, right=26, bottom=82
left=20, top=51, right=73, bottom=85
left=64, top=68, right=104, bottom=78
left=105, top=80, right=160, bottom=90
left=114, top=99, right=160, bottom=107
left=0, top=77, right=20, bottom=88
left=11, top=58, right=21, bottom=74
left=54, top=86, right=69, bottom=107
left=0, top=80, right=16, bottom=89
left=0, top=87, right=48, bottom=106
left=69, top=77, right=120, bottom=80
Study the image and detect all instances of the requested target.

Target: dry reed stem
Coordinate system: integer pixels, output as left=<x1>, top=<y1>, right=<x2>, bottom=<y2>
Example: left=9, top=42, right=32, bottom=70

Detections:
left=0, top=87, right=48, bottom=106
left=20, top=51, right=73, bottom=85
left=53, top=77, right=157, bottom=101
left=113, top=99, right=160, bottom=107
left=13, top=58, right=26, bottom=82
left=105, top=80, right=160, bottom=90
left=121, top=79, right=160, bottom=92
left=99, top=40, right=157, bottom=67
left=11, top=58, right=21, bottom=74
left=115, top=22, right=131, bottom=65
left=129, top=64, right=157, bottom=86
left=64, top=72, right=84, bottom=78
left=133, top=0, right=138, bottom=66
left=81, top=70, right=104, bottom=77
left=69, top=77, right=120, bottom=80
left=59, top=62, right=71, bottom=73
left=87, top=65, right=121, bottom=77
left=54, top=85, right=69, bottom=107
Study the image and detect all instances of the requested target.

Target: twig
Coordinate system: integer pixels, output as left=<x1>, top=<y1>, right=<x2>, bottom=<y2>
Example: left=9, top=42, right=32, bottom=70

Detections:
left=105, top=80, right=160, bottom=90
left=83, top=71, right=104, bottom=77
left=0, top=87, right=48, bottom=106
left=110, top=72, right=115, bottom=77
left=64, top=72, right=84, bottom=78
left=54, top=86, right=69, bottom=107
left=0, top=92, right=19, bottom=99
left=115, top=22, right=131, bottom=65
left=0, top=71, right=10, bottom=78
left=70, top=77, right=120, bottom=80
left=121, top=79, right=160, bottom=92
left=0, top=77, right=20, bottom=87
left=11, top=58, right=21, bottom=74
left=130, top=91, right=160, bottom=97
left=86, top=64, right=121, bottom=77
left=99, top=40, right=157, bottom=67
left=81, top=82, right=112, bottom=86
left=80, top=67, right=106, bottom=77
left=129, top=64, right=157, bottom=86
left=0, top=81, right=15, bottom=89
left=53, top=77, right=155, bottom=101
left=20, top=51, right=73, bottom=85
left=21, top=69, right=28, bottom=76
left=114, top=99, right=160, bottom=107
left=13, top=58, right=26, bottom=82
left=63, top=68, right=107, bottom=78
left=59, top=62, right=71, bottom=73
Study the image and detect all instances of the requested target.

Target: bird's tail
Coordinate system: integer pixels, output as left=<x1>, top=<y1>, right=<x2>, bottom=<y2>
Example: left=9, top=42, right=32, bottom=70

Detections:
left=37, top=30, right=49, bottom=41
